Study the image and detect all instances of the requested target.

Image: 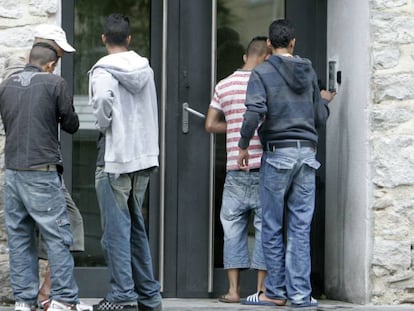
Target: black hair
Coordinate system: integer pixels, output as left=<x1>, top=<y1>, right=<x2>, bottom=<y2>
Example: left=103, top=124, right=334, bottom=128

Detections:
left=103, top=13, right=130, bottom=46
left=268, top=19, right=295, bottom=48
left=246, top=36, right=268, bottom=57
left=29, top=42, right=59, bottom=65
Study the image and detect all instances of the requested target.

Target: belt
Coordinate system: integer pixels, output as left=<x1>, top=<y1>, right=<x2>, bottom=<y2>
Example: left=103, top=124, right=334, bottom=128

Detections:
left=234, top=168, right=260, bottom=172
left=265, top=140, right=315, bottom=151
left=16, top=165, right=58, bottom=172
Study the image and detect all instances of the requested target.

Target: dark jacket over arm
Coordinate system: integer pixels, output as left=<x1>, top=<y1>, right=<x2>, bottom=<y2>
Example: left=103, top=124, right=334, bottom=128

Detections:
left=0, top=64, right=79, bottom=170
left=239, top=54, right=330, bottom=149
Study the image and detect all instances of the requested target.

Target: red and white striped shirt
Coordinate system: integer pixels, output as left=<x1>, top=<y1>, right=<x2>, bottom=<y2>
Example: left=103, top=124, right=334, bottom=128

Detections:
left=210, top=70, right=262, bottom=171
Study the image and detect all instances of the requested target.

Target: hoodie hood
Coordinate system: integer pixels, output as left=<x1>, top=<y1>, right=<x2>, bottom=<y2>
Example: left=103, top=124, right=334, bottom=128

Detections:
left=90, top=51, right=151, bottom=94
left=267, top=54, right=313, bottom=94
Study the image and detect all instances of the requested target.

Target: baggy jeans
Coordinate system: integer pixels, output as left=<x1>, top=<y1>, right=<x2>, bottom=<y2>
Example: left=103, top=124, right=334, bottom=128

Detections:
left=4, top=170, right=79, bottom=305
left=95, top=167, right=161, bottom=308
left=260, top=146, right=320, bottom=304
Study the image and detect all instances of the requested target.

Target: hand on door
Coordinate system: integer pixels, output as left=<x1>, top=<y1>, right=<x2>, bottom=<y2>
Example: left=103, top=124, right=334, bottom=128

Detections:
left=237, top=147, right=250, bottom=171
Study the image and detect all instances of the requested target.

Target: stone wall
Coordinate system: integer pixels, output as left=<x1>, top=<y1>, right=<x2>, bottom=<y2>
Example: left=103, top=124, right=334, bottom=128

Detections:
left=370, top=0, right=414, bottom=304
left=0, top=0, right=413, bottom=306
left=0, top=0, right=59, bottom=303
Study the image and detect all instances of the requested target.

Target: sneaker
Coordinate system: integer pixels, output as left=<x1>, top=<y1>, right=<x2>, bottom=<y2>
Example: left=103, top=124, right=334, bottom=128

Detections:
left=48, top=300, right=93, bottom=311
left=93, top=299, right=138, bottom=311
left=76, top=301, right=93, bottom=311
left=15, top=302, right=36, bottom=311
left=291, top=296, right=318, bottom=308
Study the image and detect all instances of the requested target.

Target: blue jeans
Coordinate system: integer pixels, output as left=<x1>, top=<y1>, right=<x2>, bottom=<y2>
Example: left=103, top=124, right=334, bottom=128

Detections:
left=260, top=146, right=320, bottom=304
left=4, top=170, right=78, bottom=305
left=95, top=167, right=161, bottom=307
left=220, top=170, right=265, bottom=270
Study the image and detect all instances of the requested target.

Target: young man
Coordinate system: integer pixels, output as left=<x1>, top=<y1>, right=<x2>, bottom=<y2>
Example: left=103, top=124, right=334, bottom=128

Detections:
left=238, top=20, right=335, bottom=308
left=205, top=36, right=270, bottom=303
left=30, top=25, right=87, bottom=311
left=89, top=13, right=162, bottom=311
left=37, top=182, right=86, bottom=311
left=0, top=25, right=84, bottom=311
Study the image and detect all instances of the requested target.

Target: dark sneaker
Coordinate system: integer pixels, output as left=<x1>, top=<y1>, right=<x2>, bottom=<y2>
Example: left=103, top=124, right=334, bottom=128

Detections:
left=93, top=299, right=138, bottom=311
left=15, top=302, right=36, bottom=311
left=138, top=302, right=162, bottom=311
left=291, top=297, right=318, bottom=308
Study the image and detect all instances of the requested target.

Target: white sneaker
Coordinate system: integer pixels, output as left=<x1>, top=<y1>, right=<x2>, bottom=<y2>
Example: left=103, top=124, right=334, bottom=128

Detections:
left=76, top=301, right=93, bottom=311
left=15, top=302, right=36, bottom=311
left=48, top=300, right=92, bottom=311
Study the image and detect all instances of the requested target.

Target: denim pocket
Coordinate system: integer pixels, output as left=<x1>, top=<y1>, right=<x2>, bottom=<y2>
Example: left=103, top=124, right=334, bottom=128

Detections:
left=263, top=155, right=296, bottom=192
left=56, top=217, right=73, bottom=247
left=300, top=157, right=320, bottom=184
left=26, top=173, right=63, bottom=213
left=303, top=158, right=321, bottom=170
left=265, top=155, right=296, bottom=170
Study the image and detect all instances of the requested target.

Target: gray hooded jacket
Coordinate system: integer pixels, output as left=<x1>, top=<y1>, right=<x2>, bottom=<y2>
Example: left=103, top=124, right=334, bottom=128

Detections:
left=89, top=51, right=159, bottom=174
left=239, top=54, right=329, bottom=149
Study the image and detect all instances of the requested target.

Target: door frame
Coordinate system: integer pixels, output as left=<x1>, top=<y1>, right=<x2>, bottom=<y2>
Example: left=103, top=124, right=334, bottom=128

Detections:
left=61, top=0, right=165, bottom=298
left=160, top=0, right=213, bottom=298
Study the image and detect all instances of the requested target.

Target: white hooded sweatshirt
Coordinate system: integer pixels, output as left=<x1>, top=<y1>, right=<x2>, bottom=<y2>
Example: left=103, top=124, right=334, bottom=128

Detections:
left=89, top=51, right=159, bottom=174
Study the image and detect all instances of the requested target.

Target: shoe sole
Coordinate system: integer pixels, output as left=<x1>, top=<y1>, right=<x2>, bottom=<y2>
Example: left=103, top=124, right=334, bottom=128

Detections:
left=93, top=305, right=137, bottom=311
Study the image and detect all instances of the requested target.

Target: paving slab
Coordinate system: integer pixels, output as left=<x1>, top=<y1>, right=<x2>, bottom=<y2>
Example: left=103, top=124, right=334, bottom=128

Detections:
left=1, top=299, right=413, bottom=311
left=162, top=298, right=414, bottom=310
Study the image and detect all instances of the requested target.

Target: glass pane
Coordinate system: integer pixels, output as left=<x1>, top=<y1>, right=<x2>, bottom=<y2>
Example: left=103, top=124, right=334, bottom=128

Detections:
left=214, top=0, right=285, bottom=268
left=72, top=1, right=150, bottom=267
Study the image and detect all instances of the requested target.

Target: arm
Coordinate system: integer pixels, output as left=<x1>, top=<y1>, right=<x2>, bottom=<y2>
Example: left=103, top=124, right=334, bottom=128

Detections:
left=91, top=68, right=116, bottom=132
left=238, top=70, right=267, bottom=170
left=238, top=70, right=267, bottom=149
left=205, top=107, right=226, bottom=133
left=313, top=73, right=335, bottom=128
left=57, top=79, right=79, bottom=134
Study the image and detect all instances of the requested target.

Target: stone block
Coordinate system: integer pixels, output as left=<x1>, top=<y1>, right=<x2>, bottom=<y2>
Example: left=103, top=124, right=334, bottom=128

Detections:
left=371, top=0, right=408, bottom=10
left=373, top=47, right=399, bottom=69
left=373, top=196, right=393, bottom=210
left=389, top=273, right=414, bottom=289
left=0, top=0, right=23, bottom=19
left=371, top=12, right=414, bottom=45
left=0, top=27, right=34, bottom=49
left=372, top=238, right=411, bottom=269
left=373, top=73, right=414, bottom=101
left=0, top=254, right=12, bottom=303
left=28, top=0, right=57, bottom=17
left=374, top=209, right=409, bottom=239
left=372, top=136, right=414, bottom=187
left=371, top=104, right=414, bottom=132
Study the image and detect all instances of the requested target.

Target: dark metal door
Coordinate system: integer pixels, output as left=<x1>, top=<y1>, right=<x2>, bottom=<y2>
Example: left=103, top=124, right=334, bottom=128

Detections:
left=161, top=0, right=213, bottom=298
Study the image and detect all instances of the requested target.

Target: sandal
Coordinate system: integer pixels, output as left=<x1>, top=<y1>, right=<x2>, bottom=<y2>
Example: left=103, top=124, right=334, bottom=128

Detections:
left=39, top=299, right=50, bottom=311
left=218, top=294, right=240, bottom=303
left=241, top=291, right=286, bottom=306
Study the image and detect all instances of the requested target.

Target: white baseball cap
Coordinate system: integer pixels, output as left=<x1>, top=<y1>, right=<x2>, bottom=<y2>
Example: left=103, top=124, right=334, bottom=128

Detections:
left=34, top=24, right=75, bottom=53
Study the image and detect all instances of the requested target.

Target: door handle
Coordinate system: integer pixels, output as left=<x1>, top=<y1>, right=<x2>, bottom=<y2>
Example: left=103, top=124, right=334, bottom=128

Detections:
left=182, top=102, right=205, bottom=134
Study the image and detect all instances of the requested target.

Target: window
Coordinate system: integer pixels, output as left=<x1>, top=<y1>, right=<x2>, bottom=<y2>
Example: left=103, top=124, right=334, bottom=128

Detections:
left=71, top=1, right=150, bottom=266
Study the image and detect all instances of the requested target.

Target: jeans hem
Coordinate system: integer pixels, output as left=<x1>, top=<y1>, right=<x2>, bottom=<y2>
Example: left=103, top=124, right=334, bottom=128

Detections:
left=223, top=264, right=250, bottom=269
left=250, top=264, right=267, bottom=271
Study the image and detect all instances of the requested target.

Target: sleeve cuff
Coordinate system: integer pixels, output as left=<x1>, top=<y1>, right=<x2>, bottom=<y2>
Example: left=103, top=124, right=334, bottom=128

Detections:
left=238, top=137, right=250, bottom=149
